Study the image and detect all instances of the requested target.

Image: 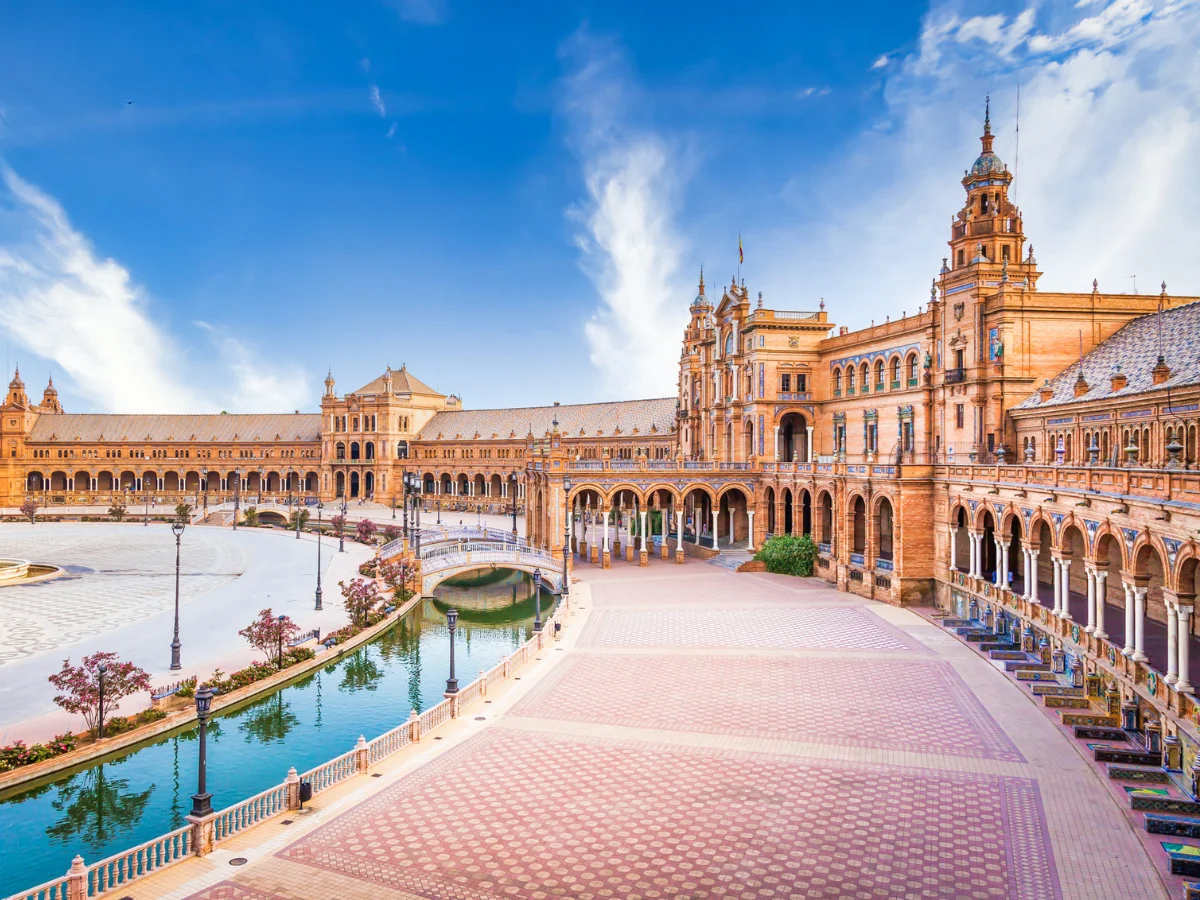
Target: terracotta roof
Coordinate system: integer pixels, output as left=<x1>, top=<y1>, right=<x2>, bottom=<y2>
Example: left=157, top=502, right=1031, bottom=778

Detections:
left=353, top=365, right=441, bottom=397
left=1014, top=299, right=1200, bottom=410
left=28, top=413, right=322, bottom=443
left=416, top=398, right=678, bottom=440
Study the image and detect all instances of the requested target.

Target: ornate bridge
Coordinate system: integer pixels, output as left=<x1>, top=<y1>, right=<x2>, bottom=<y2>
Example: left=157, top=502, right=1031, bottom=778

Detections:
left=418, top=540, right=564, bottom=594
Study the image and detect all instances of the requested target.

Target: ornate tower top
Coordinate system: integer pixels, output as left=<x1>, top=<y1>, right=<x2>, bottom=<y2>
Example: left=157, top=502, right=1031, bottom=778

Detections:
left=324, top=368, right=336, bottom=397
left=39, top=374, right=63, bottom=413
left=690, top=267, right=710, bottom=311
left=5, top=366, right=29, bottom=409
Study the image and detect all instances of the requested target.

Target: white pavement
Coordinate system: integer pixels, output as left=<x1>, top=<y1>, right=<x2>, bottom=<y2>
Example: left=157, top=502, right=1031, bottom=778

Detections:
left=0, top=523, right=371, bottom=742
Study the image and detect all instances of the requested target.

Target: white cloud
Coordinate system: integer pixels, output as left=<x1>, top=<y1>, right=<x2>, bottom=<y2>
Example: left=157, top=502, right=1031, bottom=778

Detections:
left=369, top=84, right=386, bottom=117
left=799, top=86, right=831, bottom=98
left=386, top=122, right=398, bottom=138
left=560, top=31, right=689, bottom=399
left=766, top=0, right=1200, bottom=329
left=387, top=0, right=446, bottom=25
left=0, top=165, right=308, bottom=413
left=871, top=54, right=890, bottom=69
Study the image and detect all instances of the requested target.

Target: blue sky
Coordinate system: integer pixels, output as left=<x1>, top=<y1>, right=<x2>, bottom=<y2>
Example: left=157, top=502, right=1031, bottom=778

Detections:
left=1, top=0, right=1197, bottom=413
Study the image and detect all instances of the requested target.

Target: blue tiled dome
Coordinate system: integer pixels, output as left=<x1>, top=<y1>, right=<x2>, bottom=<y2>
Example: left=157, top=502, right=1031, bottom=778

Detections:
left=971, top=152, right=1005, bottom=177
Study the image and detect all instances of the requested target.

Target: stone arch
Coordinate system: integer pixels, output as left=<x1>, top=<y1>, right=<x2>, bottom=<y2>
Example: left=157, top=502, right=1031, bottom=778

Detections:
left=765, top=486, right=777, bottom=533
left=874, top=494, right=895, bottom=561
left=781, top=486, right=793, bottom=535
left=50, top=470, right=69, bottom=491
left=717, top=485, right=751, bottom=548
left=73, top=469, right=92, bottom=491
left=603, top=483, right=646, bottom=507
left=683, top=485, right=716, bottom=547
left=777, top=411, right=810, bottom=463
left=816, top=489, right=834, bottom=544
left=888, top=352, right=902, bottom=388
left=978, top=507, right=998, bottom=580
left=798, top=487, right=813, bottom=536
left=850, top=494, right=867, bottom=554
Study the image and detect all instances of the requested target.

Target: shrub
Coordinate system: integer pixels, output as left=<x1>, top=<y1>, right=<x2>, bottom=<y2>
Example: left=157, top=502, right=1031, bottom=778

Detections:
left=241, top=506, right=259, bottom=527
left=383, top=524, right=402, bottom=542
left=48, top=652, right=152, bottom=737
left=238, top=609, right=301, bottom=669
left=289, top=508, right=310, bottom=530
left=108, top=504, right=127, bottom=522
left=176, top=676, right=198, bottom=699
left=20, top=498, right=37, bottom=523
left=0, top=736, right=76, bottom=771
left=358, top=559, right=379, bottom=578
left=356, top=519, right=378, bottom=543
left=754, top=534, right=818, bottom=577
left=174, top=502, right=193, bottom=523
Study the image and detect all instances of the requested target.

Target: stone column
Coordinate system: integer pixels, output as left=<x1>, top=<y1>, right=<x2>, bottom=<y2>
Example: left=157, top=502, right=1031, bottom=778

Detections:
left=1052, top=558, right=1062, bottom=615
left=601, top=507, right=610, bottom=569
left=1085, top=568, right=1096, bottom=634
left=808, top=430, right=814, bottom=463
left=747, top=510, right=755, bottom=552
left=624, top=510, right=633, bottom=562
left=711, top=509, right=719, bottom=551
left=675, top=509, right=685, bottom=564
left=1122, top=584, right=1135, bottom=657
left=638, top=510, right=648, bottom=566
left=1166, top=600, right=1179, bottom=684
left=1133, top=587, right=1148, bottom=662
left=773, top=426, right=780, bottom=462
left=1177, top=606, right=1194, bottom=693
left=727, top=511, right=735, bottom=547
left=1061, top=559, right=1073, bottom=620
left=1000, top=540, right=1010, bottom=591
left=1094, top=570, right=1108, bottom=640
left=949, top=527, right=958, bottom=571
left=1030, top=549, right=1040, bottom=603
left=967, top=533, right=976, bottom=578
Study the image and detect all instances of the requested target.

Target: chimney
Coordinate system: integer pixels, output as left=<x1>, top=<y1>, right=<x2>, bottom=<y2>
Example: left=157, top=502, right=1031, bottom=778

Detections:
left=1038, top=380, right=1054, bottom=403
left=1152, top=356, right=1171, bottom=385
left=1073, top=371, right=1090, bottom=398
left=1110, top=367, right=1127, bottom=392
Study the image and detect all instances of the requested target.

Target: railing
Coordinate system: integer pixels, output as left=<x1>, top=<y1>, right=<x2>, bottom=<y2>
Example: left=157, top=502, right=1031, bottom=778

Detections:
left=4, top=599, right=572, bottom=900
left=875, top=558, right=894, bottom=572
left=850, top=552, right=864, bottom=566
left=945, top=367, right=966, bottom=384
left=84, top=825, right=192, bottom=895
left=211, top=783, right=289, bottom=843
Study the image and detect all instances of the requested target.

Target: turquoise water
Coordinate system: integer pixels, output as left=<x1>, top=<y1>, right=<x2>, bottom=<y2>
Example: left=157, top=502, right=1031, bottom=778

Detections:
left=0, top=568, right=551, bottom=894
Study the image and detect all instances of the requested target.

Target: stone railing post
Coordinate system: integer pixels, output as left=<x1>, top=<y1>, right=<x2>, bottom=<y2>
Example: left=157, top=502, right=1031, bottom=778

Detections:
left=480, top=669, right=488, bottom=698
left=447, top=693, right=460, bottom=718
left=285, top=766, right=301, bottom=810
left=409, top=708, right=420, bottom=742
left=355, top=735, right=369, bottom=773
left=186, top=812, right=217, bottom=857
left=66, top=855, right=87, bottom=900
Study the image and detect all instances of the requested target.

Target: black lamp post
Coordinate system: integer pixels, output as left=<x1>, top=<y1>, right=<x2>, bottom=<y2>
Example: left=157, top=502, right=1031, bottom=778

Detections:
left=170, top=521, right=185, bottom=670
left=201, top=466, right=208, bottom=514
left=315, top=501, right=324, bottom=610
left=562, top=476, right=571, bottom=599
left=402, top=471, right=410, bottom=539
left=232, top=468, right=241, bottom=531
left=445, top=607, right=459, bottom=694
left=338, top=497, right=347, bottom=553
left=257, top=467, right=264, bottom=505
left=190, top=685, right=214, bottom=818
left=413, top=479, right=422, bottom=556
left=97, top=663, right=107, bottom=739
left=437, top=497, right=442, bottom=525
left=277, top=614, right=286, bottom=669
left=510, top=473, right=518, bottom=537
left=532, top=568, right=543, bottom=632
left=144, top=491, right=149, bottom=526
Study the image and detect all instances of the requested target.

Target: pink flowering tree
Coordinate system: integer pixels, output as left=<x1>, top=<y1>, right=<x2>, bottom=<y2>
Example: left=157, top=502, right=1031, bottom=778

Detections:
left=356, top=518, right=378, bottom=544
left=330, top=514, right=346, bottom=536
left=49, top=652, right=152, bottom=737
left=382, top=524, right=402, bottom=543
left=238, top=609, right=302, bottom=668
left=20, top=498, right=37, bottom=523
left=339, top=577, right=382, bottom=628
left=380, top=559, right=417, bottom=601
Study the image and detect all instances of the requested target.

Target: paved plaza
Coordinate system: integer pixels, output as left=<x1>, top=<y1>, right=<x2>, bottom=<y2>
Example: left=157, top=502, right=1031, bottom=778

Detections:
left=118, top=557, right=1168, bottom=900
left=0, top=523, right=369, bottom=739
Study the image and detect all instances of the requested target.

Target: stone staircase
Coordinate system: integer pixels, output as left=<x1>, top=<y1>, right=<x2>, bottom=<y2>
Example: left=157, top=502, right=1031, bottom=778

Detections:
left=931, top=611, right=1200, bottom=898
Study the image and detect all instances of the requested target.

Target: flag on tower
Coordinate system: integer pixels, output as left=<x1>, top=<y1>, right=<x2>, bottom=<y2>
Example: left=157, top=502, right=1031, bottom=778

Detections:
left=738, top=233, right=744, bottom=265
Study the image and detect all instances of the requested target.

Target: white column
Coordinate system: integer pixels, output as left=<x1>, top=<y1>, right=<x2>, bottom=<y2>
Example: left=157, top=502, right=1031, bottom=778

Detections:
left=625, top=511, right=633, bottom=552
left=675, top=510, right=684, bottom=554
left=967, top=534, right=976, bottom=578
left=1094, top=571, right=1108, bottom=640
left=602, top=508, right=610, bottom=552
left=1051, top=559, right=1062, bottom=615
left=746, top=511, right=755, bottom=552
left=1000, top=540, right=1010, bottom=591
left=711, top=510, right=719, bottom=551
left=1021, top=548, right=1030, bottom=599
left=1060, top=559, right=1073, bottom=620
left=949, top=527, right=958, bottom=572
left=639, top=511, right=647, bottom=551
left=1122, top=584, right=1135, bottom=656
left=773, top=426, right=780, bottom=462
left=1166, top=600, right=1179, bottom=684
left=728, top=512, right=734, bottom=547
left=808, top=430, right=814, bottom=463
left=1085, top=568, right=1096, bottom=634
left=1030, top=549, right=1040, bottom=603
left=1133, top=587, right=1148, bottom=662
left=1176, top=606, right=1194, bottom=693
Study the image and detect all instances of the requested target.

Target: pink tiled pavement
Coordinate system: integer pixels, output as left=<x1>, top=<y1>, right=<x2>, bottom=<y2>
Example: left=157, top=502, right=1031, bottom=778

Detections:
left=580, top=605, right=929, bottom=652
left=184, top=885, right=290, bottom=900
left=508, top=653, right=1025, bottom=761
left=278, top=728, right=1057, bottom=899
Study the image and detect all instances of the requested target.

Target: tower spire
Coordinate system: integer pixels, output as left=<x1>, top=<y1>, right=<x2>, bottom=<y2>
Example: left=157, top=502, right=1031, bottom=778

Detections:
left=980, top=95, right=994, bottom=154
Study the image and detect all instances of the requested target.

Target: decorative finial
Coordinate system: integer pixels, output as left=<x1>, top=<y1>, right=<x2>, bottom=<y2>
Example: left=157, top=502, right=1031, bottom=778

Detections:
left=984, top=94, right=991, bottom=134
left=1027, top=244, right=1035, bottom=262
left=819, top=298, right=825, bottom=311
left=1161, top=280, right=1168, bottom=296
left=931, top=278, right=937, bottom=302
left=698, top=266, right=705, bottom=294
left=757, top=291, right=763, bottom=309
left=1001, top=257, right=1009, bottom=282
left=1092, top=278, right=1098, bottom=292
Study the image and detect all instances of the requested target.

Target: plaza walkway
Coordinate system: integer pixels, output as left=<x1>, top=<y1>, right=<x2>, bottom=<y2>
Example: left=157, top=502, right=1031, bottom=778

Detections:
left=129, top=558, right=1165, bottom=899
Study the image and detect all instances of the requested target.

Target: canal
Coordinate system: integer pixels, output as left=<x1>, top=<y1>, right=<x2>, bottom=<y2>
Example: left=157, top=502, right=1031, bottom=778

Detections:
left=0, top=568, right=552, bottom=894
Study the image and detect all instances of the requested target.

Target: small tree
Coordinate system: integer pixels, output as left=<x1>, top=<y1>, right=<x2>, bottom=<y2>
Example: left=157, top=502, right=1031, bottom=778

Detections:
left=289, top=508, right=310, bottom=530
left=339, top=577, right=382, bottom=629
left=241, top=506, right=259, bottom=527
left=382, top=523, right=402, bottom=542
left=108, top=504, right=127, bottom=522
left=49, top=652, right=152, bottom=737
left=331, top=514, right=346, bottom=535
left=380, top=559, right=417, bottom=601
left=20, top=498, right=37, bottom=524
left=174, top=502, right=193, bottom=523
left=238, top=609, right=302, bottom=669
left=356, top=519, right=377, bottom=543
left=754, top=534, right=818, bottom=577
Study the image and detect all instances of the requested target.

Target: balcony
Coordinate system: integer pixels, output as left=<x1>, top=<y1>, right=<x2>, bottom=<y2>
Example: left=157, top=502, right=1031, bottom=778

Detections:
left=945, top=367, right=966, bottom=385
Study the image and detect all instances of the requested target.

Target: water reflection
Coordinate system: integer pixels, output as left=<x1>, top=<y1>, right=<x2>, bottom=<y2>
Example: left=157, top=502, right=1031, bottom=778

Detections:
left=46, top=763, right=154, bottom=854
left=237, top=693, right=300, bottom=745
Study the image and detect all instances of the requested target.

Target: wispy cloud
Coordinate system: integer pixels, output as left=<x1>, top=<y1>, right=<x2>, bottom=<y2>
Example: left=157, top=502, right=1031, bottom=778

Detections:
left=369, top=84, right=386, bottom=117
left=799, top=86, right=831, bottom=98
left=767, top=0, right=1200, bottom=328
left=0, top=165, right=307, bottom=412
left=559, top=30, right=689, bottom=399
left=385, top=122, right=398, bottom=139
left=871, top=54, right=890, bottom=69
left=387, top=0, right=446, bottom=25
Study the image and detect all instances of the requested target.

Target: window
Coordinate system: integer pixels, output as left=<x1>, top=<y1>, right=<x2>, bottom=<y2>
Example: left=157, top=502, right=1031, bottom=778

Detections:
left=907, top=354, right=918, bottom=382
left=890, top=357, right=900, bottom=385
left=847, top=368, right=856, bottom=393
left=834, top=369, right=842, bottom=394
left=874, top=360, right=884, bottom=390
left=796, top=374, right=807, bottom=393
left=780, top=374, right=791, bottom=392
left=1002, top=245, right=1010, bottom=262
left=980, top=194, right=989, bottom=215
left=955, top=404, right=965, bottom=429
left=957, top=250, right=964, bottom=268
left=955, top=348, right=965, bottom=370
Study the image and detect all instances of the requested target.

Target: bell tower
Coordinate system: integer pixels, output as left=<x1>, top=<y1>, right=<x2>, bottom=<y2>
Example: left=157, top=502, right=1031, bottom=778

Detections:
left=944, top=98, right=1038, bottom=291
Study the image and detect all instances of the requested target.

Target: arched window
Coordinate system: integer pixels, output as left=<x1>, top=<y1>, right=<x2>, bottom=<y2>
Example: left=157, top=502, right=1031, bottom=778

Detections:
left=847, top=367, right=856, bottom=393
left=335, top=442, right=346, bottom=460
left=350, top=441, right=361, bottom=460
left=860, top=363, right=870, bottom=392
left=907, top=354, right=918, bottom=383
left=890, top=356, right=900, bottom=386
left=833, top=368, right=842, bottom=393
left=365, top=442, right=375, bottom=460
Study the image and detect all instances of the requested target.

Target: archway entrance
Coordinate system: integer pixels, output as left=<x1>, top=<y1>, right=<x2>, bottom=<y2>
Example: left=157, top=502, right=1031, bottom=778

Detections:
left=779, top=412, right=810, bottom=462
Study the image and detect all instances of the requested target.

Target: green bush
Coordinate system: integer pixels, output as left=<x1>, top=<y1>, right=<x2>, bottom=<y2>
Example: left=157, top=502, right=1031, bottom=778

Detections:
left=754, top=534, right=818, bottom=577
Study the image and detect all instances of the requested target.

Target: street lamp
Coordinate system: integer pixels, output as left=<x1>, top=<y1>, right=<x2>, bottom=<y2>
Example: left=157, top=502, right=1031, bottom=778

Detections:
left=97, top=663, right=107, bottom=739
left=201, top=466, right=208, bottom=514
left=509, top=473, right=518, bottom=537
left=277, top=614, right=286, bottom=670
left=338, top=496, right=347, bottom=553
left=190, top=684, right=215, bottom=818
left=257, top=467, right=264, bottom=505
left=445, top=608, right=459, bottom=694
left=232, top=468, right=241, bottom=531
left=315, top=501, right=324, bottom=610
left=561, top=475, right=571, bottom=600
left=170, top=521, right=185, bottom=670
left=402, top=471, right=411, bottom=539
left=144, top=491, right=149, bottom=526
left=532, top=568, right=543, bottom=632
